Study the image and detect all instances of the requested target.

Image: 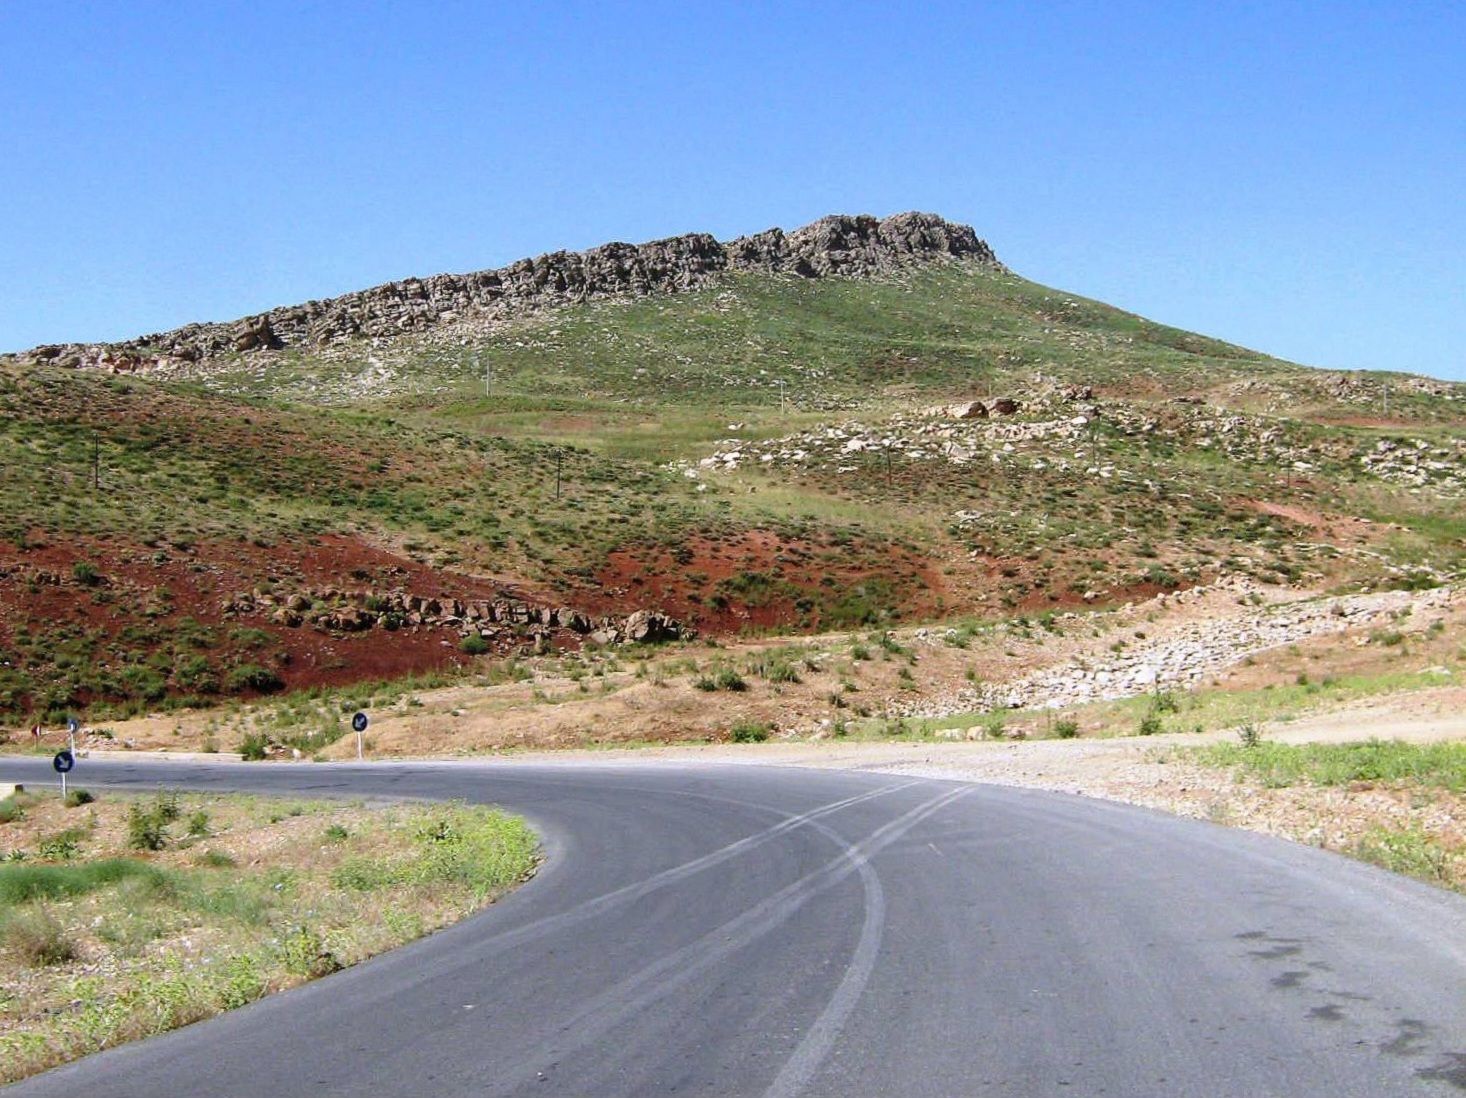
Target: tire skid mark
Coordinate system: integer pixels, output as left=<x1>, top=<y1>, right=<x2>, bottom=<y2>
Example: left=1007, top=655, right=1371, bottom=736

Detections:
left=485, top=786, right=970, bottom=1095
left=759, top=826, right=884, bottom=1098
left=471, top=779, right=922, bottom=958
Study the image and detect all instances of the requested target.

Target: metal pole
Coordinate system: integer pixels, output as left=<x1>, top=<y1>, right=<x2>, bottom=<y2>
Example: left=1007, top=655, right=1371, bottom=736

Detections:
left=357, top=729, right=364, bottom=760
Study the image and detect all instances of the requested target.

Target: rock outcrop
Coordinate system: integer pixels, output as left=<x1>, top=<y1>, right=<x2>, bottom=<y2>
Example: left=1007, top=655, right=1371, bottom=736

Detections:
left=9, top=212, right=1000, bottom=375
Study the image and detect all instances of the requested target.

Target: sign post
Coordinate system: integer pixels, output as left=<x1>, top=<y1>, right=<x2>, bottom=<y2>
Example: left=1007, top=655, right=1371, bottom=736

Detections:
left=67, top=717, right=79, bottom=757
left=351, top=712, right=369, bottom=760
left=53, top=749, right=74, bottom=799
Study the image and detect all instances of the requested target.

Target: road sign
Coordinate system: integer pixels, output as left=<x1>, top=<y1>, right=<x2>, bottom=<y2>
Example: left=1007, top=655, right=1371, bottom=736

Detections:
left=67, top=718, right=80, bottom=735
left=53, top=749, right=75, bottom=797
left=352, top=712, right=368, bottom=760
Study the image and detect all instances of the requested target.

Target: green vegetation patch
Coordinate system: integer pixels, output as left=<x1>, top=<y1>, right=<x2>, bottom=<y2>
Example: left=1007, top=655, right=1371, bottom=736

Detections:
left=1187, top=739, right=1466, bottom=792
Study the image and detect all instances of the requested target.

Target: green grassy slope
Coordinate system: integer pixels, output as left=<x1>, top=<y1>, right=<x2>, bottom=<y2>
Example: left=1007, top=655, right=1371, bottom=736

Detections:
left=0, top=261, right=1460, bottom=721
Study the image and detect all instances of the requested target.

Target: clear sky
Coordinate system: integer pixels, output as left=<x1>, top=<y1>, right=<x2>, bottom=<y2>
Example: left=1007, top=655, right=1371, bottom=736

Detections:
left=2, top=2, right=1462, bottom=379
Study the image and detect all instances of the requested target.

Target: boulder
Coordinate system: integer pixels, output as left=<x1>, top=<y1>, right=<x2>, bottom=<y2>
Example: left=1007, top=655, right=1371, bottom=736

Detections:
left=623, top=610, right=682, bottom=644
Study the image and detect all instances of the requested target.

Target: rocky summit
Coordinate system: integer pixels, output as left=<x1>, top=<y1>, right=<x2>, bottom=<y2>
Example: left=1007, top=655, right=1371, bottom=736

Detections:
left=9, top=212, right=998, bottom=375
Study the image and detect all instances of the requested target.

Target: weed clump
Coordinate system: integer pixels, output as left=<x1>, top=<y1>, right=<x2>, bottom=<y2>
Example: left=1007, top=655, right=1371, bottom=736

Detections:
left=127, top=793, right=181, bottom=851
left=3, top=908, right=77, bottom=966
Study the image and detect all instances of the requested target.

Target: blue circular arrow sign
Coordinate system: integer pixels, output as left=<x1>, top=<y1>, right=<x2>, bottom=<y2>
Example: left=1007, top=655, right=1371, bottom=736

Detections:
left=67, top=718, right=80, bottom=735
left=351, top=712, right=369, bottom=733
left=53, top=750, right=75, bottom=774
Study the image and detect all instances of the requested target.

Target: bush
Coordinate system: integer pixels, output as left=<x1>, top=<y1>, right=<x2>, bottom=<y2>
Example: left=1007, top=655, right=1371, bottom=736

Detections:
left=187, top=810, right=211, bottom=837
left=63, top=788, right=95, bottom=807
left=128, top=803, right=170, bottom=851
left=226, top=664, right=283, bottom=693
left=323, top=823, right=349, bottom=843
left=1151, top=691, right=1180, bottom=714
left=460, top=633, right=490, bottom=656
left=238, top=733, right=268, bottom=761
left=278, top=924, right=341, bottom=978
left=4, top=907, right=77, bottom=966
left=0, top=796, right=25, bottom=824
left=71, top=561, right=100, bottom=587
left=1137, top=714, right=1164, bottom=736
left=714, top=668, right=747, bottom=692
left=1053, top=719, right=1080, bottom=739
left=730, top=721, right=771, bottom=743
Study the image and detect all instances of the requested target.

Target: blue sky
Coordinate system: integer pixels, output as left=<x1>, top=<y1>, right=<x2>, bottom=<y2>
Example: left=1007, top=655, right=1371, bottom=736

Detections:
left=2, top=2, right=1462, bottom=379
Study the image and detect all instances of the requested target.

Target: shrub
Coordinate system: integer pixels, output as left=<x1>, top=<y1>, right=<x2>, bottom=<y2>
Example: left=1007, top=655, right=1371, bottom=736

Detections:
left=226, top=664, right=283, bottom=693
left=1053, top=719, right=1080, bottom=739
left=1137, top=714, right=1164, bottom=736
left=127, top=802, right=170, bottom=851
left=63, top=788, right=95, bottom=807
left=278, top=924, right=341, bottom=978
left=730, top=721, right=771, bottom=743
left=323, top=823, right=350, bottom=843
left=0, top=796, right=25, bottom=824
left=71, top=561, right=100, bottom=587
left=1151, top=691, right=1180, bottom=714
left=714, top=668, right=747, bottom=692
left=460, top=634, right=490, bottom=656
left=187, top=810, right=211, bottom=837
left=1237, top=722, right=1264, bottom=749
left=238, top=733, right=268, bottom=761
left=4, top=907, right=77, bottom=966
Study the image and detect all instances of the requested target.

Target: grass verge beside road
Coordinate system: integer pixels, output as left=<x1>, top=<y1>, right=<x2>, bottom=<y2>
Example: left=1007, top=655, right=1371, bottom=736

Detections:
left=0, top=788, right=538, bottom=1084
left=1181, top=739, right=1465, bottom=891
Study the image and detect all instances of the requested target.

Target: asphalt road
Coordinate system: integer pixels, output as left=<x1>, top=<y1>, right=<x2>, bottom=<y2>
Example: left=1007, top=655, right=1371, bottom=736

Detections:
left=3, top=756, right=1465, bottom=1097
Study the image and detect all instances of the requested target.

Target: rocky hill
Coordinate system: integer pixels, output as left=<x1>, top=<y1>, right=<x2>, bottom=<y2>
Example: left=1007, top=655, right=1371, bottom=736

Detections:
left=0, top=210, right=1460, bottom=728
left=9, top=212, right=997, bottom=374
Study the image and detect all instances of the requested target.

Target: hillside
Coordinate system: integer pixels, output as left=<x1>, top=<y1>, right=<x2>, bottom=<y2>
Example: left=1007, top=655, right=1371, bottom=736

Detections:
left=0, top=212, right=1462, bottom=725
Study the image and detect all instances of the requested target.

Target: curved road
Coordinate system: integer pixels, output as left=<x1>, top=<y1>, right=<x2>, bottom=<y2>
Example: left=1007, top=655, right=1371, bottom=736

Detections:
left=3, top=756, right=1465, bottom=1096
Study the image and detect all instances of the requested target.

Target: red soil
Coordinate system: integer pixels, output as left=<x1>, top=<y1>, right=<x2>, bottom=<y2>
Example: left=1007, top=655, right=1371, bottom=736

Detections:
left=582, top=530, right=945, bottom=632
